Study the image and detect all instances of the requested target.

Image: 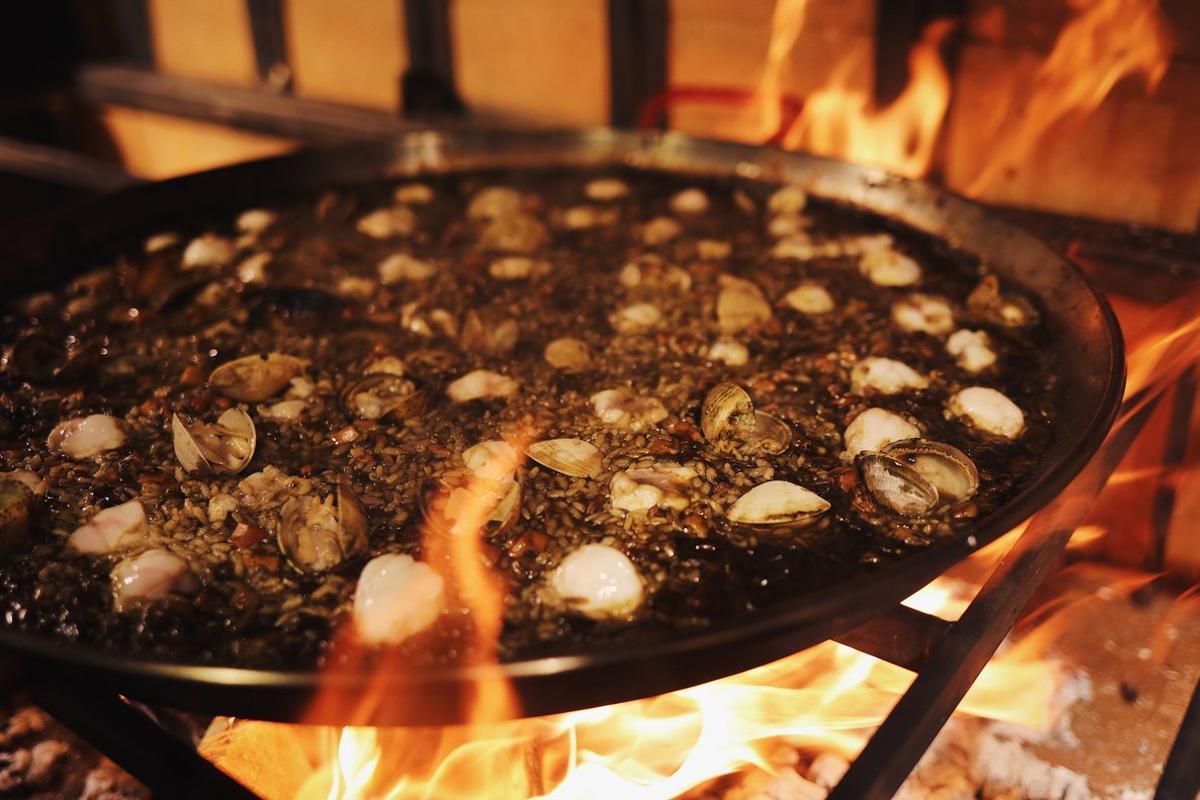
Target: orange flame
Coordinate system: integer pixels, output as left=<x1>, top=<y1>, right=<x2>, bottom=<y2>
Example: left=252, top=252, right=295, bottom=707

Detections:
left=780, top=18, right=954, bottom=178
left=965, top=0, right=1173, bottom=196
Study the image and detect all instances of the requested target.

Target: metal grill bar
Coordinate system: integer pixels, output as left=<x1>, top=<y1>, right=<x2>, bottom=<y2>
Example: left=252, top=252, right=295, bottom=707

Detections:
left=830, top=390, right=1165, bottom=799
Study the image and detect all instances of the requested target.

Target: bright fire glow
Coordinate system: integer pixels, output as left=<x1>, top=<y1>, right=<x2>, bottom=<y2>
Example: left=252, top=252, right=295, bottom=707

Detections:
left=779, top=18, right=954, bottom=178
left=965, top=0, right=1173, bottom=195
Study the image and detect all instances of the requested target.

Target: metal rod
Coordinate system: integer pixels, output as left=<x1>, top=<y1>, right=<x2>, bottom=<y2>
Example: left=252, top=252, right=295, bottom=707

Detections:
left=30, top=684, right=261, bottom=800
left=245, top=0, right=292, bottom=91
left=402, top=0, right=463, bottom=114
left=830, top=391, right=1165, bottom=800
left=608, top=0, right=669, bottom=128
left=1154, top=672, right=1200, bottom=800
left=1148, top=366, right=1197, bottom=571
left=76, top=63, right=416, bottom=144
left=0, top=136, right=139, bottom=194
left=834, top=604, right=951, bottom=673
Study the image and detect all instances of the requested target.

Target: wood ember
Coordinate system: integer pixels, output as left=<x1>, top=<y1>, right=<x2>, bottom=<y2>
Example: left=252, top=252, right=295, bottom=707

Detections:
left=0, top=693, right=147, bottom=800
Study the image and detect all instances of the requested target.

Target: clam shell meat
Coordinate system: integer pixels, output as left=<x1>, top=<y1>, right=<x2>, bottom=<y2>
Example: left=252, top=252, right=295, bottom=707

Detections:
left=882, top=438, right=979, bottom=503
left=277, top=481, right=369, bottom=573
left=857, top=452, right=939, bottom=516
left=727, top=480, right=830, bottom=527
left=341, top=373, right=425, bottom=421
left=701, top=382, right=756, bottom=443
left=172, top=408, right=257, bottom=475
left=209, top=353, right=305, bottom=402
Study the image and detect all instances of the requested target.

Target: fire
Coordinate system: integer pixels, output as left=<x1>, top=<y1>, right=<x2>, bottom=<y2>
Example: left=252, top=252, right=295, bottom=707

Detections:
left=205, top=570, right=1076, bottom=800
left=779, top=18, right=954, bottom=178
left=964, top=0, right=1173, bottom=196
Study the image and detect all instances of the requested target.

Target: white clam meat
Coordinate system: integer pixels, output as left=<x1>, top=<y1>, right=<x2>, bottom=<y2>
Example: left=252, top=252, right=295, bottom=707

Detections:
left=378, top=253, right=435, bottom=283
left=947, top=387, right=1025, bottom=439
left=144, top=232, right=178, bottom=253
left=727, top=481, right=830, bottom=526
left=859, top=249, right=922, bottom=287
left=767, top=185, right=807, bottom=214
left=489, top=256, right=547, bottom=280
left=236, top=209, right=277, bottom=234
left=585, top=178, right=629, bottom=201
left=446, top=370, right=518, bottom=403
left=544, top=338, right=591, bottom=371
left=696, top=239, right=732, bottom=260
left=353, top=554, right=445, bottom=645
left=843, top=408, right=921, bottom=458
left=111, top=549, right=198, bottom=612
left=47, top=414, right=126, bottom=459
left=591, top=388, right=668, bottom=431
left=182, top=234, right=235, bottom=269
left=68, top=500, right=147, bottom=555
left=468, top=186, right=523, bottom=220
left=356, top=206, right=416, bottom=239
left=172, top=408, right=256, bottom=475
left=717, top=277, right=772, bottom=334
left=784, top=283, right=834, bottom=315
left=772, top=234, right=841, bottom=261
left=463, top=440, right=520, bottom=482
left=850, top=357, right=929, bottom=395
left=670, top=187, right=709, bottom=214
left=768, top=213, right=810, bottom=238
left=551, top=544, right=644, bottom=619
left=394, top=183, right=434, bottom=205
left=209, top=353, right=306, bottom=402
left=611, top=302, right=662, bottom=333
left=708, top=338, right=749, bottom=366
left=641, top=216, right=681, bottom=246
left=236, top=252, right=271, bottom=285
left=892, top=294, right=955, bottom=335
left=946, top=329, right=997, bottom=373
left=610, top=463, right=696, bottom=513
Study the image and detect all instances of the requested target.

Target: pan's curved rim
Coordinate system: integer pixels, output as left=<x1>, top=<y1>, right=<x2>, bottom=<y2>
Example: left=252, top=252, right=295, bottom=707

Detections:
left=1, top=127, right=1125, bottom=722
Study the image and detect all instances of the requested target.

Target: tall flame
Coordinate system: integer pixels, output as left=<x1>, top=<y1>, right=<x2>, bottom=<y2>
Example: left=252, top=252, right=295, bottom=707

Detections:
left=780, top=18, right=954, bottom=178
left=965, top=0, right=1174, bottom=195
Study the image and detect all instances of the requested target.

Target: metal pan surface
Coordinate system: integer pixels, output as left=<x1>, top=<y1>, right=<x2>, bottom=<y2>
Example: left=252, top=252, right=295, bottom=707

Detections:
left=0, top=128, right=1123, bottom=724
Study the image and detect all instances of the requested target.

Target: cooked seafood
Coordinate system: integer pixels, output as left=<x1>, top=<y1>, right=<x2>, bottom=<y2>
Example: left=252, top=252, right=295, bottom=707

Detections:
left=0, top=163, right=1057, bottom=669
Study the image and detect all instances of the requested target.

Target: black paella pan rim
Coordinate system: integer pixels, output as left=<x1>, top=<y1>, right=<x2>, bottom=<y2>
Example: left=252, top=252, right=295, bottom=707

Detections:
left=0, top=128, right=1125, bottom=724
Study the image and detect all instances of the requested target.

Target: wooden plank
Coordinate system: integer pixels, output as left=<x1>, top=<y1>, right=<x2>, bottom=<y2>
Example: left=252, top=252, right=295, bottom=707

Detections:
left=450, top=0, right=609, bottom=126
left=284, top=0, right=407, bottom=110
left=146, top=0, right=259, bottom=87
left=99, top=105, right=295, bottom=179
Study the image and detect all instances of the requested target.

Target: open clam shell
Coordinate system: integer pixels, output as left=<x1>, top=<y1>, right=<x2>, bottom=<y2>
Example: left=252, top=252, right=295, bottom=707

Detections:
left=528, top=438, right=602, bottom=479
left=340, top=373, right=426, bottom=421
left=172, top=408, right=256, bottom=475
left=209, top=353, right=305, bottom=402
left=745, top=411, right=793, bottom=455
left=857, top=452, right=939, bottom=517
left=727, top=480, right=830, bottom=527
left=701, top=382, right=756, bottom=443
left=277, top=481, right=369, bottom=573
left=882, top=438, right=979, bottom=503
left=423, top=478, right=523, bottom=535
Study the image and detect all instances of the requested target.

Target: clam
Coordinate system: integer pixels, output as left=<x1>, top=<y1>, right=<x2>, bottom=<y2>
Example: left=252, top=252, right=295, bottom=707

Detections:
left=716, top=278, right=772, bottom=334
left=610, top=463, right=695, bottom=513
left=551, top=544, right=643, bottom=619
left=946, top=329, right=996, bottom=373
left=882, top=439, right=979, bottom=503
left=460, top=309, right=519, bottom=355
left=727, top=480, right=830, bottom=527
left=353, top=554, right=445, bottom=645
left=172, top=408, right=257, bottom=475
left=591, top=388, right=668, bottom=430
left=209, top=353, right=306, bottom=402
left=857, top=453, right=939, bottom=516
left=277, top=481, right=369, bottom=573
left=700, top=382, right=756, bottom=443
left=7, top=334, right=97, bottom=385
left=947, top=386, right=1025, bottom=439
left=745, top=411, right=793, bottom=455
left=528, top=439, right=602, bottom=479
left=544, top=337, right=591, bottom=371
left=341, top=373, right=425, bottom=421
left=468, top=186, right=523, bottom=220
left=967, top=275, right=1039, bottom=329
left=479, top=214, right=549, bottom=254
left=463, top=440, right=520, bottom=482
left=48, top=414, right=127, bottom=459
left=446, top=370, right=518, bottom=403
left=111, top=549, right=199, bottom=612
left=0, top=479, right=33, bottom=556
left=429, top=479, right=522, bottom=536
left=585, top=178, right=629, bottom=201
left=356, top=206, right=416, bottom=239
